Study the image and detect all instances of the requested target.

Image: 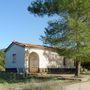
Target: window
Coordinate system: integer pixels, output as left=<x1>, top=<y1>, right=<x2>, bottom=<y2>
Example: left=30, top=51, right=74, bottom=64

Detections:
left=12, top=54, right=16, bottom=63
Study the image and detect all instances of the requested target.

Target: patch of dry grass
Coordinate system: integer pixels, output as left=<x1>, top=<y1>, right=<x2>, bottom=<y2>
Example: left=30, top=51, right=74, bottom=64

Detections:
left=0, top=79, right=68, bottom=90
left=0, top=72, right=79, bottom=90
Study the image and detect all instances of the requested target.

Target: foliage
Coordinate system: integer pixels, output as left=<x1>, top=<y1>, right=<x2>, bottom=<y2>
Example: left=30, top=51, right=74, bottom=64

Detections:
left=0, top=50, right=5, bottom=71
left=28, top=0, right=90, bottom=18
left=28, top=0, right=90, bottom=62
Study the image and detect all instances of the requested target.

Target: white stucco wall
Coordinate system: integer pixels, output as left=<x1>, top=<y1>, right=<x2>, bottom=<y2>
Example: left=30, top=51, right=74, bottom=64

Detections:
left=5, top=44, right=25, bottom=72
left=25, top=47, right=75, bottom=69
left=25, top=47, right=48, bottom=69
left=5, top=43, right=75, bottom=73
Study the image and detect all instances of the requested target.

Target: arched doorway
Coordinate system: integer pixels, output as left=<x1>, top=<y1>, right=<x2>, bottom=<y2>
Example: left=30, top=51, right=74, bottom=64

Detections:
left=29, top=52, right=39, bottom=73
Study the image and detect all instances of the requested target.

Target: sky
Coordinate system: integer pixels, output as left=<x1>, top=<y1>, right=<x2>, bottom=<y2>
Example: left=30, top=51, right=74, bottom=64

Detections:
left=0, top=0, right=56, bottom=49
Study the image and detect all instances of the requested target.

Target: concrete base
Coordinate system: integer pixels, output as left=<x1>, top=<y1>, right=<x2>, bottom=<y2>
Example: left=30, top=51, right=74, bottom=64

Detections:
left=5, top=68, right=17, bottom=72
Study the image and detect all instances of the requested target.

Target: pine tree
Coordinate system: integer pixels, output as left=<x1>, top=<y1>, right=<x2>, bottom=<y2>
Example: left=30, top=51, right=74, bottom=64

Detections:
left=28, top=0, right=90, bottom=76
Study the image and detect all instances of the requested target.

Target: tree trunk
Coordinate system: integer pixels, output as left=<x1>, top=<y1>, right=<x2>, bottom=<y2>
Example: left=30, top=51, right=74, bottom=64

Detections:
left=75, top=60, right=81, bottom=77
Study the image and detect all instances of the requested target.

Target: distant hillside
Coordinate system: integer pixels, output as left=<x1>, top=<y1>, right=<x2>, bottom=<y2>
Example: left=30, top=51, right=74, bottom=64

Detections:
left=0, top=49, right=5, bottom=52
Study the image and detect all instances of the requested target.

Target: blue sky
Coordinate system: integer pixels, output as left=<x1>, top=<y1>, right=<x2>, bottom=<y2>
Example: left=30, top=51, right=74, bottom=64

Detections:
left=0, top=0, right=56, bottom=49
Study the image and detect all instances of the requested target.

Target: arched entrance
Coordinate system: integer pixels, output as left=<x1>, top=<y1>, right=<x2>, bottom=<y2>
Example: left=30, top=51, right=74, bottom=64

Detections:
left=29, top=52, right=39, bottom=73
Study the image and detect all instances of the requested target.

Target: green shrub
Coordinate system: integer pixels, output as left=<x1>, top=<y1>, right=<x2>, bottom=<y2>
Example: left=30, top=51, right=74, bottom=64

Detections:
left=0, top=50, right=5, bottom=71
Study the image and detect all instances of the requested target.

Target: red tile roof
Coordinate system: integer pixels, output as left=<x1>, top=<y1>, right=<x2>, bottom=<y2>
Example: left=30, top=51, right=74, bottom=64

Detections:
left=5, top=41, right=56, bottom=52
left=13, top=41, right=47, bottom=48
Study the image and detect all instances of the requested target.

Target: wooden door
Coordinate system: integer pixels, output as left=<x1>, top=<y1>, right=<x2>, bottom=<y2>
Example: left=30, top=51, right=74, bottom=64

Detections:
left=29, top=52, right=39, bottom=74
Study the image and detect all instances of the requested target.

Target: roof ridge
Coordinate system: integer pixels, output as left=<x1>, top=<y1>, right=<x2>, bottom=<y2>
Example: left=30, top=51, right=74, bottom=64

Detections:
left=13, top=41, right=42, bottom=47
left=5, top=41, right=56, bottom=52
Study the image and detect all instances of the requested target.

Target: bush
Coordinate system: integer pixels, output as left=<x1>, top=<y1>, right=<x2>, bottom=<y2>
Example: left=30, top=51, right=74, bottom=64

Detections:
left=82, top=61, right=90, bottom=70
left=0, top=50, right=5, bottom=71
